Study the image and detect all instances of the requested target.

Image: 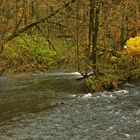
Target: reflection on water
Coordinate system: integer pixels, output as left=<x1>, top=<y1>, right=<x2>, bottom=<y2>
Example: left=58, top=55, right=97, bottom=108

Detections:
left=0, top=73, right=140, bottom=140
left=0, top=72, right=85, bottom=122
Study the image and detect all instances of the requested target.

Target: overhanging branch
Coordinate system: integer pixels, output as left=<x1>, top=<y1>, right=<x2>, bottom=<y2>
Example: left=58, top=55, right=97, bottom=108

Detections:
left=2, top=0, right=77, bottom=44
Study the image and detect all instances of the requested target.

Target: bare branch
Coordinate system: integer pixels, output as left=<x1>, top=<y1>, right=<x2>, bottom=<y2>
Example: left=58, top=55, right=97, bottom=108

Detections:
left=2, top=0, right=77, bottom=44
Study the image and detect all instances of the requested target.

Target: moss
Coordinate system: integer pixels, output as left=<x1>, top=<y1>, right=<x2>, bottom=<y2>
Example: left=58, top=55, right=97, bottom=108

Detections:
left=85, top=68, right=140, bottom=92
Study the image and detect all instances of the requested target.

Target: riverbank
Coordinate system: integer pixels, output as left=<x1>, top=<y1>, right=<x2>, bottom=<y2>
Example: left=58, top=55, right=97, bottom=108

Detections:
left=1, top=68, right=140, bottom=93
left=85, top=68, right=140, bottom=92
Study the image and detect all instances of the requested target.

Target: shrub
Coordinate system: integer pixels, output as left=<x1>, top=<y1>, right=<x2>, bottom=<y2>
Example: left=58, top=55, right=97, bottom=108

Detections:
left=126, top=36, right=140, bottom=57
left=119, top=36, right=140, bottom=69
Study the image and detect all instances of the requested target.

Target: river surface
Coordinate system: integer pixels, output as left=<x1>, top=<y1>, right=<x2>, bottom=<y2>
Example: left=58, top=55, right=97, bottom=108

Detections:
left=0, top=72, right=140, bottom=140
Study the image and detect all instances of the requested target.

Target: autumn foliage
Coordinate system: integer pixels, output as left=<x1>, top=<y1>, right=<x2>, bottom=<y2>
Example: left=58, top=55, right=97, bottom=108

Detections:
left=121, top=36, right=140, bottom=69
left=126, top=36, right=140, bottom=56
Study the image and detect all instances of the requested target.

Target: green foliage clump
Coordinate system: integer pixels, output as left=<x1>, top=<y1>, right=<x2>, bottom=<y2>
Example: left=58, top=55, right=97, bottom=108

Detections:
left=15, top=34, right=59, bottom=67
left=128, top=69, right=140, bottom=79
left=85, top=66, right=133, bottom=92
left=0, top=34, right=62, bottom=72
left=86, top=72, right=120, bottom=92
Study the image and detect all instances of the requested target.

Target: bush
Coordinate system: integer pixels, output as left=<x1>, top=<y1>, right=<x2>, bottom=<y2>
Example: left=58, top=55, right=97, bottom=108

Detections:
left=126, top=36, right=140, bottom=56
left=119, top=36, right=140, bottom=69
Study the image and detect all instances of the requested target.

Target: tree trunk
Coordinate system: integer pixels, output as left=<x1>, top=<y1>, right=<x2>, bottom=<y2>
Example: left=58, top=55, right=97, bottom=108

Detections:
left=89, top=0, right=100, bottom=75
left=120, top=2, right=128, bottom=49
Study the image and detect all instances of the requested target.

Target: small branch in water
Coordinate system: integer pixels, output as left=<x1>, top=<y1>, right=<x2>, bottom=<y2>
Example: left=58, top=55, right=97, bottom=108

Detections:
left=76, top=72, right=94, bottom=80
left=76, top=70, right=105, bottom=80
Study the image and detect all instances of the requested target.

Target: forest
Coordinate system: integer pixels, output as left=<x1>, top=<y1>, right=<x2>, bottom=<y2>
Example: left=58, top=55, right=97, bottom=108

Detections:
left=0, top=1, right=140, bottom=139
left=0, top=0, right=140, bottom=91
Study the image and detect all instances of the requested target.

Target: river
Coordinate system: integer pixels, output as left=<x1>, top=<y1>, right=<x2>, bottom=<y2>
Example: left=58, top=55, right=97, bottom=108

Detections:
left=0, top=72, right=140, bottom=140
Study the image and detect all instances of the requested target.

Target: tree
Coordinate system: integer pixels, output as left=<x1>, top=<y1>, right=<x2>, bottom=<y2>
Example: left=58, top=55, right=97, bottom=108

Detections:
left=0, top=0, right=77, bottom=46
left=89, top=0, right=100, bottom=74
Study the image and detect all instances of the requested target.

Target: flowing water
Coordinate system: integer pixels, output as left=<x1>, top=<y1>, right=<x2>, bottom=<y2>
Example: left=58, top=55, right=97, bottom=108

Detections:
left=0, top=73, right=140, bottom=140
